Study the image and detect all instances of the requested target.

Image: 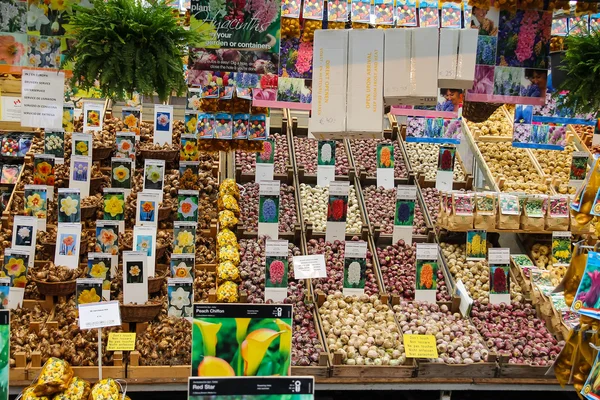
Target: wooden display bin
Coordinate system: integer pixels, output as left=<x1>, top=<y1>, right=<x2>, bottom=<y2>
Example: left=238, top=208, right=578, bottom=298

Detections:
left=416, top=358, right=498, bottom=378
left=10, top=352, right=28, bottom=382
left=127, top=351, right=190, bottom=381
left=497, top=355, right=556, bottom=379
left=330, top=352, right=417, bottom=378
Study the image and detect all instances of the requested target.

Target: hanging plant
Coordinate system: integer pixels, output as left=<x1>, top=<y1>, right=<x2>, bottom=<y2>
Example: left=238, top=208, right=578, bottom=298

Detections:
left=555, top=28, right=600, bottom=117
left=63, top=0, right=200, bottom=102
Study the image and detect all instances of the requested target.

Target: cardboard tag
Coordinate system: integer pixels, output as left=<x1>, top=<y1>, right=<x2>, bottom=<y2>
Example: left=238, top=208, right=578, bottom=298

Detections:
left=317, top=140, right=336, bottom=187
left=343, top=241, right=368, bottom=297
left=107, top=332, right=136, bottom=351
left=258, top=180, right=280, bottom=239
left=377, top=143, right=395, bottom=189
left=436, top=145, right=455, bottom=191
left=78, top=300, right=122, bottom=330
left=404, top=334, right=439, bottom=359
left=489, top=248, right=511, bottom=305
left=393, top=186, right=417, bottom=246
left=292, top=254, right=327, bottom=279
left=265, top=239, right=289, bottom=302
left=326, top=181, right=350, bottom=243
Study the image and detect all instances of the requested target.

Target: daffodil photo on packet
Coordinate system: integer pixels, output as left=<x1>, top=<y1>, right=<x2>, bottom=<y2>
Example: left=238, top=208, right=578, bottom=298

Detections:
left=57, top=189, right=81, bottom=223
left=143, top=160, right=165, bottom=192
left=167, top=279, right=193, bottom=319
left=111, top=158, right=133, bottom=189
left=192, top=304, right=293, bottom=377
left=75, top=279, right=103, bottom=306
left=170, top=254, right=195, bottom=279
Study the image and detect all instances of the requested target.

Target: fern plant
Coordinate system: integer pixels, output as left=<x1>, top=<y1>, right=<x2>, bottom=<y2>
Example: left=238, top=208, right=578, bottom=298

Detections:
left=63, top=0, right=199, bottom=102
left=556, top=27, right=600, bottom=117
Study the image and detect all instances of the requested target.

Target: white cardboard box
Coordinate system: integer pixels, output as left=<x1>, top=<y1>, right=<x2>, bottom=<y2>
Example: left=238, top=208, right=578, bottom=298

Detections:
left=346, top=29, right=384, bottom=138
left=309, top=29, right=349, bottom=136
left=412, top=27, right=439, bottom=101
left=455, top=28, right=478, bottom=90
left=438, top=28, right=460, bottom=88
left=383, top=29, right=412, bottom=103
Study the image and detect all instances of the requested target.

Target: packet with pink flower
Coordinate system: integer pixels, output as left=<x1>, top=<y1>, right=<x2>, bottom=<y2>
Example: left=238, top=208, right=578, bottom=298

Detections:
left=219, top=86, right=234, bottom=100
left=214, top=113, right=233, bottom=139
left=197, top=113, right=215, bottom=139
left=233, top=114, right=249, bottom=139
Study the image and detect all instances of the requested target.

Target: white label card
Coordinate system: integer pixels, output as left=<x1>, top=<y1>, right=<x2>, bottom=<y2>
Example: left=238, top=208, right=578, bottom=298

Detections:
left=154, top=105, right=174, bottom=145
left=82, top=102, right=104, bottom=132
left=255, top=163, right=275, bottom=183
left=397, top=186, right=417, bottom=200
left=345, top=241, right=368, bottom=259
left=292, top=255, right=327, bottom=279
left=21, top=69, right=64, bottom=129
left=455, top=279, right=473, bottom=317
left=12, top=215, right=37, bottom=268
left=416, top=243, right=438, bottom=260
left=78, top=300, right=122, bottom=330
left=329, top=181, right=350, bottom=196
left=488, top=248, right=510, bottom=265
left=54, top=223, right=82, bottom=269
left=122, top=251, right=149, bottom=305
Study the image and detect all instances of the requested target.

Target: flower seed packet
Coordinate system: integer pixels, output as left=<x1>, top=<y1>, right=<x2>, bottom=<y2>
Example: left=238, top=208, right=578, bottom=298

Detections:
left=122, top=108, right=141, bottom=131
left=3, top=248, right=29, bottom=308
left=265, top=239, right=289, bottom=302
left=170, top=254, right=195, bottom=279
left=328, top=0, right=348, bottom=21
left=185, top=112, right=198, bottom=135
left=103, top=188, right=126, bottom=238
left=143, top=159, right=166, bottom=201
left=419, top=0, right=439, bottom=27
left=214, top=113, right=233, bottom=139
left=123, top=251, right=148, bottom=304
left=499, top=194, right=520, bottom=215
left=466, top=230, right=487, bottom=260
left=33, top=154, right=55, bottom=189
left=88, top=252, right=117, bottom=289
left=248, top=114, right=268, bottom=140
left=83, top=102, right=103, bottom=132
left=233, top=114, right=249, bottom=139
left=55, top=223, right=82, bottom=269
left=12, top=216, right=37, bottom=267
left=343, top=241, right=368, bottom=297
left=219, top=86, right=234, bottom=100
left=351, top=0, right=371, bottom=22
left=259, top=181, right=281, bottom=239
left=111, top=158, right=133, bottom=190
left=397, top=0, right=417, bottom=26
left=133, top=225, right=157, bottom=277
left=62, top=106, right=74, bottom=132
left=167, top=278, right=193, bottom=319
left=57, top=188, right=81, bottom=223
left=44, top=130, right=64, bottom=160
left=177, top=190, right=199, bottom=222
left=154, top=104, right=174, bottom=145
left=76, top=278, right=103, bottom=305
left=95, top=220, right=120, bottom=255
left=524, top=195, right=547, bottom=218
left=24, top=185, right=47, bottom=231
left=186, top=88, right=202, bottom=111
left=202, top=85, right=219, bottom=99
left=374, top=0, right=393, bottom=25
left=136, top=192, right=161, bottom=227
left=0, top=280, right=9, bottom=310
left=72, top=132, right=92, bottom=157
left=572, top=251, right=600, bottom=319
left=282, top=0, right=301, bottom=18
left=181, top=135, right=199, bottom=161
left=197, top=113, right=215, bottom=139
left=115, top=132, right=136, bottom=160
left=256, top=139, right=275, bottom=164
left=180, top=162, right=200, bottom=190
left=552, top=231, right=572, bottom=267
left=173, top=222, right=196, bottom=255
left=303, top=0, right=324, bottom=20
left=441, top=2, right=462, bottom=28
left=70, top=155, right=92, bottom=198
left=475, top=192, right=496, bottom=215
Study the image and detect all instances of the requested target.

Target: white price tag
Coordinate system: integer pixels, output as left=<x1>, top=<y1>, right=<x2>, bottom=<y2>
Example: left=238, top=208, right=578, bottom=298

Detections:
left=345, top=241, right=367, bottom=259
left=488, top=248, right=510, bottom=265
left=396, top=186, right=417, bottom=200
left=78, top=301, right=121, bottom=330
left=416, top=243, right=438, bottom=260
left=292, top=255, right=327, bottom=279
left=328, top=181, right=350, bottom=196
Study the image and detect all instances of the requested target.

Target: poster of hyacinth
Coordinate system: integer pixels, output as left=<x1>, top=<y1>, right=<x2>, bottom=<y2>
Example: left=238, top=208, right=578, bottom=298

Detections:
left=512, top=104, right=566, bottom=150
left=188, top=0, right=281, bottom=74
left=467, top=7, right=551, bottom=105
left=572, top=251, right=600, bottom=318
left=533, top=93, right=596, bottom=125
left=405, top=117, right=461, bottom=144
left=192, top=304, right=292, bottom=376
left=187, top=377, right=314, bottom=399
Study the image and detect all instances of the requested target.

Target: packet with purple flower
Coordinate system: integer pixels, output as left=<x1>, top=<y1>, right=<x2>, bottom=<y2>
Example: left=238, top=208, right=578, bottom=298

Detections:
left=214, top=113, right=233, bottom=139
left=351, top=0, right=371, bottom=23
left=196, top=113, right=215, bottom=139
left=419, top=0, right=439, bottom=28
left=233, top=114, right=249, bottom=139
left=441, top=2, right=462, bottom=28
left=397, top=0, right=417, bottom=26
left=248, top=115, right=268, bottom=141
left=374, top=0, right=394, bottom=25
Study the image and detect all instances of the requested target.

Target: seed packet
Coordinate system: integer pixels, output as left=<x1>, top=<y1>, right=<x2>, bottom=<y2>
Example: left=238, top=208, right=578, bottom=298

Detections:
left=18, top=135, right=33, bottom=157
left=521, top=195, right=547, bottom=231
left=282, top=0, right=301, bottom=18
left=233, top=114, right=249, bottom=139
left=498, top=194, right=520, bottom=230
left=219, top=86, right=234, bottom=100
left=396, top=0, right=417, bottom=26
left=184, top=112, right=198, bottom=135
left=197, top=113, right=215, bottom=139
left=328, top=0, right=348, bottom=21
left=214, top=113, right=233, bottom=139
left=419, top=0, right=439, bottom=28
left=1, top=165, right=21, bottom=184
left=303, top=0, right=324, bottom=20
left=373, top=0, right=394, bottom=25
left=202, top=85, right=219, bottom=99
left=248, top=114, right=268, bottom=140
left=441, top=2, right=461, bottom=28
left=351, top=0, right=371, bottom=22
left=474, top=192, right=496, bottom=230
left=1, top=136, right=19, bottom=157
left=448, top=192, right=473, bottom=230
left=547, top=195, right=570, bottom=231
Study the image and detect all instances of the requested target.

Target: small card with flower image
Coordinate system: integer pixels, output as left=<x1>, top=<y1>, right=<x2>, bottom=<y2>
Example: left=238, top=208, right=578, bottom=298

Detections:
left=441, top=2, right=462, bottom=28
left=549, top=196, right=569, bottom=219
left=351, top=0, right=371, bottom=22
left=202, top=85, right=219, bottom=99
left=552, top=231, right=572, bottom=267
left=143, top=159, right=166, bottom=203
left=62, top=105, right=74, bottom=132
left=282, top=0, right=301, bottom=18
left=3, top=248, right=29, bottom=309
left=55, top=223, right=82, bottom=269
left=591, top=14, right=600, bottom=30
left=136, top=192, right=161, bottom=227
left=185, top=112, right=198, bottom=135
left=154, top=104, right=174, bottom=145
left=570, top=151, right=589, bottom=189
left=122, top=107, right=141, bottom=133
left=111, top=158, right=133, bottom=191
left=374, top=0, right=394, bottom=25
left=236, top=87, right=253, bottom=100
left=259, top=180, right=281, bottom=240
left=180, top=162, right=200, bottom=191
left=317, top=140, right=336, bottom=187
left=88, top=252, right=117, bottom=286
left=219, top=86, right=234, bottom=100
left=303, top=0, right=324, bottom=20
left=466, top=230, right=487, bottom=261
left=12, top=216, right=37, bottom=267
left=95, top=220, right=120, bottom=255
left=72, top=133, right=92, bottom=157
left=397, top=0, right=418, bottom=26
left=24, top=185, right=47, bottom=231
left=197, top=113, right=215, bottom=139
left=44, top=130, right=64, bottom=162
left=248, top=114, right=268, bottom=141
left=0, top=279, right=9, bottom=310
left=57, top=188, right=81, bottom=223
left=133, top=225, right=157, bottom=277
left=186, top=88, right=202, bottom=111
left=419, top=0, right=439, bottom=28
left=115, top=132, right=136, bottom=160
left=83, top=102, right=103, bottom=132
left=328, top=0, right=348, bottom=21
left=70, top=155, right=92, bottom=198
left=214, top=113, right=233, bottom=139
left=177, top=190, right=199, bottom=222
left=343, top=241, right=368, bottom=297
left=233, top=114, right=249, bottom=139
left=552, top=18, right=568, bottom=36
left=122, top=251, right=148, bottom=305
left=265, top=239, right=289, bottom=302
left=326, top=181, right=350, bottom=243
left=377, top=143, right=395, bottom=189
left=173, top=222, right=197, bottom=255
left=181, top=135, right=199, bottom=162
left=76, top=278, right=103, bottom=305
left=569, top=16, right=589, bottom=36
left=33, top=154, right=55, bottom=195
left=168, top=278, right=193, bottom=319
left=170, top=254, right=195, bottom=279
left=394, top=186, right=417, bottom=246
left=1, top=165, right=20, bottom=184
left=463, top=1, right=472, bottom=27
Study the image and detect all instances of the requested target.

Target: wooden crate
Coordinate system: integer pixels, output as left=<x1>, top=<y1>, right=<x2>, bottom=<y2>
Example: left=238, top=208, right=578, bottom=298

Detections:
left=290, top=309, right=330, bottom=379
left=416, top=360, right=498, bottom=378
left=127, top=351, right=190, bottom=381
left=10, top=352, right=28, bottom=382
left=497, top=356, right=556, bottom=379
left=330, top=352, right=417, bottom=378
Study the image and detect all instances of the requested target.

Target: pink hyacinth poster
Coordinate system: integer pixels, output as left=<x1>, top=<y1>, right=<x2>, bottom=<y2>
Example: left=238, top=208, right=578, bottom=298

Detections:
left=467, top=7, right=552, bottom=106
left=188, top=0, right=281, bottom=74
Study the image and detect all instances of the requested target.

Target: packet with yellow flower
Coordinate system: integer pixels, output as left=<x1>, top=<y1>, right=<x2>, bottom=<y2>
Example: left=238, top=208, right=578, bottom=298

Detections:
left=216, top=281, right=239, bottom=302
left=88, top=378, right=120, bottom=400
left=218, top=210, right=238, bottom=229
left=33, top=358, right=74, bottom=396
left=218, top=194, right=240, bottom=215
left=219, top=179, right=240, bottom=200
left=53, top=376, right=91, bottom=400
left=217, top=229, right=238, bottom=248
left=216, top=261, right=241, bottom=283
left=218, top=245, right=240, bottom=265
left=22, top=386, right=50, bottom=400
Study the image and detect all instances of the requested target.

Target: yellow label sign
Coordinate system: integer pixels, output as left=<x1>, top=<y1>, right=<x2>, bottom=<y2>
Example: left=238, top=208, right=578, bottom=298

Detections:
left=107, top=332, right=136, bottom=351
left=403, top=334, right=439, bottom=359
